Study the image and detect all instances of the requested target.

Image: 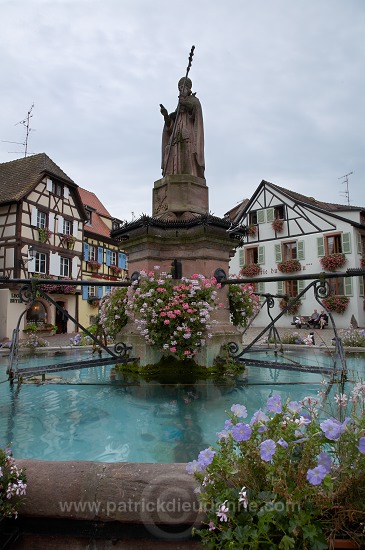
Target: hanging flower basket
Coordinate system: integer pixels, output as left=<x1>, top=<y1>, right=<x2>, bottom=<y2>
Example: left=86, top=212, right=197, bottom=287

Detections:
left=240, top=264, right=261, bottom=277
left=271, top=218, right=284, bottom=233
left=320, top=253, right=347, bottom=272
left=279, top=298, right=302, bottom=315
left=247, top=224, right=257, bottom=237
left=277, top=259, right=301, bottom=273
left=38, top=227, right=52, bottom=243
left=88, top=260, right=101, bottom=270
left=60, top=234, right=76, bottom=250
left=322, top=295, right=349, bottom=314
left=110, top=265, right=123, bottom=275
left=87, top=298, right=100, bottom=308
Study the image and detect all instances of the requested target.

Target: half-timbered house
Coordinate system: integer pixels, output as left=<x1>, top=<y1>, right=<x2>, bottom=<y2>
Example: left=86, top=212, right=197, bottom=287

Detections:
left=78, top=188, right=127, bottom=329
left=0, top=153, right=87, bottom=339
left=227, top=180, right=365, bottom=329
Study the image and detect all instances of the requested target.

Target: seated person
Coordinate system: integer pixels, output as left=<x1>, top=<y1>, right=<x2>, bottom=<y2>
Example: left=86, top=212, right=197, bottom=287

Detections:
left=294, top=315, right=305, bottom=328
left=319, top=310, right=328, bottom=329
left=308, top=309, right=320, bottom=328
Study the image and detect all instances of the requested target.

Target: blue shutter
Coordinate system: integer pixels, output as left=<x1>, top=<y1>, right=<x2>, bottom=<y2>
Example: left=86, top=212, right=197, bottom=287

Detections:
left=118, top=252, right=127, bottom=269
left=83, top=242, right=89, bottom=261
left=82, top=286, right=88, bottom=300
left=98, top=286, right=103, bottom=298
left=98, top=247, right=103, bottom=264
left=106, top=285, right=111, bottom=295
left=106, top=249, right=111, bottom=266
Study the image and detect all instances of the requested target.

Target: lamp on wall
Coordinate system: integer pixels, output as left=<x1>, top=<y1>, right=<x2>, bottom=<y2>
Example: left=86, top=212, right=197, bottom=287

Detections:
left=28, top=246, right=36, bottom=260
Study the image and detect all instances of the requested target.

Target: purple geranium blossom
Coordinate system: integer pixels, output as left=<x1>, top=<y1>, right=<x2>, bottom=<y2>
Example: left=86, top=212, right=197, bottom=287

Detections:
left=307, top=465, right=327, bottom=486
left=260, top=439, right=276, bottom=462
left=198, top=448, right=216, bottom=468
left=266, top=395, right=282, bottom=414
left=317, top=452, right=332, bottom=473
left=231, top=423, right=252, bottom=442
left=231, top=404, right=248, bottom=418
left=358, top=437, right=365, bottom=454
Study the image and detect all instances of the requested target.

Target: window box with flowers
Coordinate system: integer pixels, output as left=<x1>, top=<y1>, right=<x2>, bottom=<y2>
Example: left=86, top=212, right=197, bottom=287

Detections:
left=88, top=260, right=101, bottom=270
left=38, top=227, right=52, bottom=243
left=277, top=259, right=301, bottom=273
left=247, top=224, right=257, bottom=237
left=322, top=295, right=349, bottom=314
left=279, top=297, right=302, bottom=316
left=110, top=265, right=123, bottom=275
left=240, top=264, right=261, bottom=277
left=271, top=218, right=284, bottom=233
left=320, top=253, right=347, bottom=272
left=60, top=234, right=76, bottom=250
left=87, top=298, right=100, bottom=308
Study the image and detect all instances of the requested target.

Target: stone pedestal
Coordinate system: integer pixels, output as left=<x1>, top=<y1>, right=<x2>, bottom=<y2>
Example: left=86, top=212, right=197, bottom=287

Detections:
left=153, top=175, right=208, bottom=219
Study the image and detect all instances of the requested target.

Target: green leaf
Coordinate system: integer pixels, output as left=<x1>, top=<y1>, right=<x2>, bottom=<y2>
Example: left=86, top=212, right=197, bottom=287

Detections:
left=278, top=535, right=296, bottom=550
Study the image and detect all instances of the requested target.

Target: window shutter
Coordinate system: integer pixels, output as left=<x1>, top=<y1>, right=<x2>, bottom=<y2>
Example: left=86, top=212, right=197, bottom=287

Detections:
left=82, top=286, right=88, bottom=300
left=63, top=186, right=69, bottom=199
left=73, top=220, right=78, bottom=239
left=298, top=280, right=306, bottom=299
left=277, top=281, right=284, bottom=295
left=317, top=236, right=324, bottom=257
left=357, top=233, right=362, bottom=254
left=274, top=244, right=282, bottom=263
left=27, top=254, right=35, bottom=273
left=83, top=242, right=89, bottom=261
left=258, top=246, right=265, bottom=264
left=257, top=281, right=265, bottom=301
left=359, top=277, right=364, bottom=297
left=31, top=207, right=38, bottom=226
left=49, top=252, right=60, bottom=276
left=106, top=285, right=111, bottom=295
left=98, top=286, right=103, bottom=298
left=297, top=240, right=305, bottom=260
left=46, top=178, right=53, bottom=192
left=48, top=213, right=55, bottom=232
left=98, top=247, right=104, bottom=264
left=239, top=249, right=245, bottom=267
left=344, top=277, right=353, bottom=296
left=266, top=208, right=274, bottom=223
left=257, top=210, right=265, bottom=224
left=341, top=232, right=351, bottom=254
left=106, top=249, right=111, bottom=266
left=72, top=256, right=78, bottom=278
left=58, top=215, right=64, bottom=234
left=118, top=252, right=127, bottom=269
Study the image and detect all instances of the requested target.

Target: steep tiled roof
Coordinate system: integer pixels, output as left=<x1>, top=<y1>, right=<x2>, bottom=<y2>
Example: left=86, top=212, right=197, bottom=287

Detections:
left=78, top=187, right=111, bottom=218
left=0, top=153, right=75, bottom=204
left=265, top=181, right=365, bottom=212
left=85, top=213, right=111, bottom=238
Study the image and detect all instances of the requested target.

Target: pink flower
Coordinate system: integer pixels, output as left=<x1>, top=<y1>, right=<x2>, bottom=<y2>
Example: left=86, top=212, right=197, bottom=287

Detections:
left=170, top=347, right=177, bottom=353
left=164, top=320, right=170, bottom=325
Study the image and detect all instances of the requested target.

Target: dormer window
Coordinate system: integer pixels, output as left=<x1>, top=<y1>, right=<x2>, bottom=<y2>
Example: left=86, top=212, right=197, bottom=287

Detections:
left=52, top=181, right=63, bottom=197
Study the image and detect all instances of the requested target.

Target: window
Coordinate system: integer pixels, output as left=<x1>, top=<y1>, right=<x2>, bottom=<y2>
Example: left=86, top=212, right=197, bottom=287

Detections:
left=89, top=245, right=96, bottom=261
left=35, top=252, right=47, bottom=274
left=282, top=241, right=297, bottom=260
left=246, top=247, right=258, bottom=264
left=52, top=181, right=63, bottom=197
left=110, top=251, right=117, bottom=265
left=274, top=205, right=285, bottom=220
left=326, top=234, right=342, bottom=254
left=63, top=219, right=72, bottom=235
left=37, top=211, right=47, bottom=229
left=60, top=257, right=71, bottom=277
left=88, top=286, right=96, bottom=298
left=328, top=278, right=345, bottom=295
left=285, top=280, right=298, bottom=298
left=249, top=211, right=257, bottom=225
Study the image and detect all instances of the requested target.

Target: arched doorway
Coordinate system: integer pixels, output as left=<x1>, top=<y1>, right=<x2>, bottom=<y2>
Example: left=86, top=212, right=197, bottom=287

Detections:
left=26, top=301, right=47, bottom=325
left=55, top=301, right=68, bottom=334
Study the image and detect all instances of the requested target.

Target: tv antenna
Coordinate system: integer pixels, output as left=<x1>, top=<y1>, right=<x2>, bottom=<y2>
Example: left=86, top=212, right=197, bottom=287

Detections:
left=338, top=171, right=353, bottom=206
left=2, top=103, right=35, bottom=157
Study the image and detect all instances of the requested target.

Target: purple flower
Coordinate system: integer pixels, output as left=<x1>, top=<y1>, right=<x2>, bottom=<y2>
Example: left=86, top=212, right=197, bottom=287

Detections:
left=231, top=404, right=248, bottom=418
left=266, top=395, right=282, bottom=414
left=260, top=439, right=276, bottom=462
left=224, top=420, right=233, bottom=430
left=231, top=423, right=252, bottom=442
left=307, top=465, right=327, bottom=485
left=198, top=448, right=216, bottom=468
left=358, top=437, right=365, bottom=454
left=250, top=409, right=269, bottom=425
left=317, top=452, right=332, bottom=473
left=320, top=417, right=349, bottom=441
left=216, top=500, right=229, bottom=522
left=287, top=401, right=302, bottom=414
left=186, top=460, right=203, bottom=474
left=277, top=438, right=288, bottom=449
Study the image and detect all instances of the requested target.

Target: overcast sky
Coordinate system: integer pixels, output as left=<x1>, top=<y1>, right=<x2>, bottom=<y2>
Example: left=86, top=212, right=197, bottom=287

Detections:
left=1, top=0, right=364, bottom=222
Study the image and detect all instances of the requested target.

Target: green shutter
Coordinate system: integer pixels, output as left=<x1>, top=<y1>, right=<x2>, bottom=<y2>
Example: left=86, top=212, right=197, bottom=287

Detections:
left=359, top=277, right=364, bottom=297
left=356, top=233, right=362, bottom=254
left=257, top=281, right=265, bottom=301
left=344, top=277, right=353, bottom=296
left=257, top=210, right=266, bottom=224
left=317, top=236, right=324, bottom=257
left=277, top=281, right=284, bottom=295
left=297, top=240, right=305, bottom=260
left=275, top=244, right=282, bottom=263
left=258, top=246, right=265, bottom=264
left=298, top=280, right=306, bottom=299
left=266, top=208, right=274, bottom=223
left=342, top=232, right=351, bottom=254
left=239, top=249, right=245, bottom=267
